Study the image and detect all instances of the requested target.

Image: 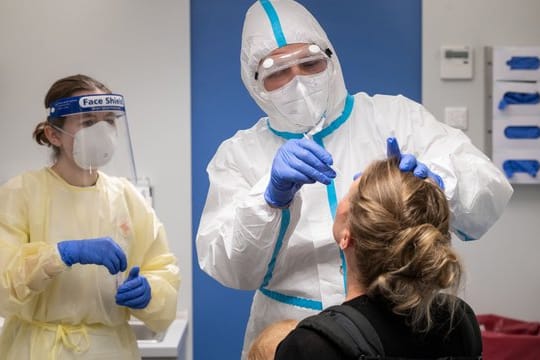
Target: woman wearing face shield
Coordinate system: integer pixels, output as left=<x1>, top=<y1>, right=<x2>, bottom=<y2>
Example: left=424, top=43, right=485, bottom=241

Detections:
left=195, top=0, right=512, bottom=358
left=0, top=74, right=180, bottom=359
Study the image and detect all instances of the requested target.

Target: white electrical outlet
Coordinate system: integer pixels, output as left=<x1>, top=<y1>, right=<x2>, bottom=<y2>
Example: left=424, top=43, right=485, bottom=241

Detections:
left=444, top=107, right=468, bottom=130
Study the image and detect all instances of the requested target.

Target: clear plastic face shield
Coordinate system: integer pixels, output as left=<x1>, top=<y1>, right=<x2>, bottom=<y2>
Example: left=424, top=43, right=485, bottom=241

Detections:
left=47, top=94, right=137, bottom=181
left=256, top=43, right=334, bottom=132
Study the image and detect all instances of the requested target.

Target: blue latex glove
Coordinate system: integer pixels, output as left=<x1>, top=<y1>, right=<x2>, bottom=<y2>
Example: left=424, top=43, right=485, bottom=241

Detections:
left=265, top=138, right=336, bottom=208
left=503, top=159, right=540, bottom=178
left=386, top=137, right=445, bottom=190
left=506, top=56, right=540, bottom=70
left=57, top=237, right=127, bottom=275
left=498, top=91, right=540, bottom=110
left=115, top=266, right=152, bottom=309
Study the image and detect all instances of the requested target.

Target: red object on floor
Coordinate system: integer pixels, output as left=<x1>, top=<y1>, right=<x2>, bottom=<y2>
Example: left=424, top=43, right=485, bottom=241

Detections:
left=477, top=314, right=540, bottom=359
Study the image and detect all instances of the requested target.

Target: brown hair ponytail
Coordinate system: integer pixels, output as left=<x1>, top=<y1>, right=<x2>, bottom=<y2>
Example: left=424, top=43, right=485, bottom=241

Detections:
left=348, top=158, right=462, bottom=332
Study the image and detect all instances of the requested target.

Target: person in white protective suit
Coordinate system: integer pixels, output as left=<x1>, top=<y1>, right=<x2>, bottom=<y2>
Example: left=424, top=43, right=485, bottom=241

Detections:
left=0, top=74, right=180, bottom=359
left=196, top=0, right=513, bottom=358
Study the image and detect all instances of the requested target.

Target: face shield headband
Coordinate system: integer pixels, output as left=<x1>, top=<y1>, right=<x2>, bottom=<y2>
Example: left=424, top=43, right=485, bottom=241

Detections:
left=47, top=94, right=126, bottom=120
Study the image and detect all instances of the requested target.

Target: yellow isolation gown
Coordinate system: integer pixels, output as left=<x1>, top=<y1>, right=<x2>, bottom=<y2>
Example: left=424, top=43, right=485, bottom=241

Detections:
left=0, top=168, right=180, bottom=359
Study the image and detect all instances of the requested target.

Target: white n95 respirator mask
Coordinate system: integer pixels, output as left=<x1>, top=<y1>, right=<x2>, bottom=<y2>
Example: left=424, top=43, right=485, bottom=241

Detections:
left=268, top=70, right=330, bottom=128
left=72, top=121, right=118, bottom=170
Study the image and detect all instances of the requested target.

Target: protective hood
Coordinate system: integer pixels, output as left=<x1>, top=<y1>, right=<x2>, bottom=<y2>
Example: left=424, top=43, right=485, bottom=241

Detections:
left=241, top=0, right=348, bottom=133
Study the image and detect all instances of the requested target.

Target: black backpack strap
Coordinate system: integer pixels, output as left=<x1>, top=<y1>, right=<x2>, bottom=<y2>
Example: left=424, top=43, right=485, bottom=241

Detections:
left=297, top=304, right=385, bottom=359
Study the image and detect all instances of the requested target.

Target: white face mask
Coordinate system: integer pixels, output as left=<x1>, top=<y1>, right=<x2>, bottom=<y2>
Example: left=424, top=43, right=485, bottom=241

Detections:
left=72, top=121, right=118, bottom=170
left=268, top=69, right=330, bottom=129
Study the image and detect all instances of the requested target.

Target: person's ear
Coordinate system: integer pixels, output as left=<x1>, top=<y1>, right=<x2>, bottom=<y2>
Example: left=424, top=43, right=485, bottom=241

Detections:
left=44, top=125, right=62, bottom=147
left=339, top=229, right=353, bottom=250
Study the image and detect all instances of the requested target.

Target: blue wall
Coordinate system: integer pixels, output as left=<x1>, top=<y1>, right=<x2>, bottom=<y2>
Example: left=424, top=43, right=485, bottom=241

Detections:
left=191, top=1, right=421, bottom=358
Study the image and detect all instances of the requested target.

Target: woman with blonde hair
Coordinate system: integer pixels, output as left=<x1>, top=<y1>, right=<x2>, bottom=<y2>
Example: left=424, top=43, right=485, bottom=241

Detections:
left=275, top=157, right=482, bottom=359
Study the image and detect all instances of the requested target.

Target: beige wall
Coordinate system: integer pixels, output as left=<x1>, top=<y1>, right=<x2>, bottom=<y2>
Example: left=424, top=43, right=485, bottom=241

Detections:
left=423, top=0, right=540, bottom=320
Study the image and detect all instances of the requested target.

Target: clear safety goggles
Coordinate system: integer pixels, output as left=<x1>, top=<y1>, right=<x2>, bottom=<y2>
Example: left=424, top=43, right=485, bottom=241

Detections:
left=47, top=94, right=138, bottom=181
left=255, top=44, right=331, bottom=91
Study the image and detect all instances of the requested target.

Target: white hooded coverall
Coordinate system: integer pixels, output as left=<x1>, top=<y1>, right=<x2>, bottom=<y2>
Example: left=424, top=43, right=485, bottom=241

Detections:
left=196, top=0, right=514, bottom=358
